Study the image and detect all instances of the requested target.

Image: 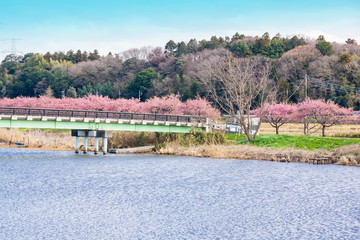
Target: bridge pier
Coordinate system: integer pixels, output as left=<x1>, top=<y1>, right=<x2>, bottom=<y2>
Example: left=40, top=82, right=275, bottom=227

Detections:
left=83, top=137, right=88, bottom=154
left=103, top=137, right=108, bottom=155
left=71, top=130, right=112, bottom=155
left=94, top=137, right=99, bottom=155
left=75, top=136, right=80, bottom=154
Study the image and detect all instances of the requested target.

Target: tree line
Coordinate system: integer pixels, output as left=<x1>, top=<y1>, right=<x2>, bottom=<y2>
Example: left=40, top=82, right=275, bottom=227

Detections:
left=0, top=32, right=360, bottom=109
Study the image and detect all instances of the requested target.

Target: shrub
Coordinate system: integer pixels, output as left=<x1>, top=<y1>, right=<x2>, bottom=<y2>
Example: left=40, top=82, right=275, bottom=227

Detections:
left=180, top=130, right=226, bottom=146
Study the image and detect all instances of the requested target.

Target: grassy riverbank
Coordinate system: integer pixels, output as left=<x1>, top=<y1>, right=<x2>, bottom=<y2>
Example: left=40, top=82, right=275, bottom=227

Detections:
left=158, top=132, right=360, bottom=166
left=159, top=142, right=360, bottom=166
left=1, top=128, right=359, bottom=166
left=226, top=134, right=360, bottom=150
left=260, top=123, right=360, bottom=137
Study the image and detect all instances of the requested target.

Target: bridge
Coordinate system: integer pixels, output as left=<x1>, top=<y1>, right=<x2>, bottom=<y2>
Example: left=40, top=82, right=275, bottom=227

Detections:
left=0, top=107, right=208, bottom=154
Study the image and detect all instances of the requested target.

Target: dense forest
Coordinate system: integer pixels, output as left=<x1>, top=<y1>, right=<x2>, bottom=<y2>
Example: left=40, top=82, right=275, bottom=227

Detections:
left=1, top=32, right=360, bottom=109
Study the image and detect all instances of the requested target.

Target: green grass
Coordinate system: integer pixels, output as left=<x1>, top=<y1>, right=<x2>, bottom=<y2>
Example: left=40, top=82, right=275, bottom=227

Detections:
left=18, top=128, right=71, bottom=133
left=226, top=134, right=360, bottom=151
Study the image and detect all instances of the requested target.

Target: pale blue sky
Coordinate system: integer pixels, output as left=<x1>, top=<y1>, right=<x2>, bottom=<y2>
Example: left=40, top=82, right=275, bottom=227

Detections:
left=0, top=0, right=359, bottom=60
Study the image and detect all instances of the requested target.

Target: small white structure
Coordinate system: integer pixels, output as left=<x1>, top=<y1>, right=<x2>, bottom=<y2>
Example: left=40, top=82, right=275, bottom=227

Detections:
left=212, top=113, right=260, bottom=135
left=227, top=114, right=260, bottom=135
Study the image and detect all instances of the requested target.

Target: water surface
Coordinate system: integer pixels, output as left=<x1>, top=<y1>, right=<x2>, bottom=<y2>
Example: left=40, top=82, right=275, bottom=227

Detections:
left=0, top=148, right=359, bottom=239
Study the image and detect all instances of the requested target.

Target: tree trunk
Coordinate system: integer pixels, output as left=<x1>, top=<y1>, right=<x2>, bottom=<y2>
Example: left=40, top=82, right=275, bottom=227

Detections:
left=155, top=132, right=160, bottom=144
left=322, top=125, right=326, bottom=137
left=276, top=126, right=279, bottom=135
left=244, top=131, right=252, bottom=142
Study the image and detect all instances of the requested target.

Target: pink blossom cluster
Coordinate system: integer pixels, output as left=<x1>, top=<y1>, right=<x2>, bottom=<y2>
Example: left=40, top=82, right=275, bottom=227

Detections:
left=255, top=100, right=354, bottom=123
left=253, top=99, right=355, bottom=135
left=0, top=94, right=221, bottom=119
left=296, top=99, right=353, bottom=124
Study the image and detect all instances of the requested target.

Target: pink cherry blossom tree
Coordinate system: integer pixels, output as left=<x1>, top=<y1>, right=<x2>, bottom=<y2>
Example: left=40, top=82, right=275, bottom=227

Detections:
left=76, top=95, right=113, bottom=111
left=181, top=96, right=221, bottom=120
left=140, top=95, right=183, bottom=114
left=108, top=98, right=140, bottom=112
left=297, top=99, right=352, bottom=137
left=0, top=94, right=221, bottom=120
left=254, top=103, right=297, bottom=134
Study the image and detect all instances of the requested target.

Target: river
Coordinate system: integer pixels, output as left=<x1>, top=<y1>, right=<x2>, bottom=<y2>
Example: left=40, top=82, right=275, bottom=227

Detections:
left=0, top=148, right=359, bottom=239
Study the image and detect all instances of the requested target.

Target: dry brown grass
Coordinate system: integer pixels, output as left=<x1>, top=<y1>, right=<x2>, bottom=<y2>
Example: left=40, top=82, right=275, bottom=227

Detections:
left=260, top=123, right=360, bottom=137
left=335, top=156, right=358, bottom=166
left=159, top=142, right=359, bottom=166
left=109, top=131, right=157, bottom=148
left=333, top=144, right=360, bottom=156
left=0, top=128, right=74, bottom=150
left=0, top=129, right=159, bottom=151
left=160, top=142, right=327, bottom=162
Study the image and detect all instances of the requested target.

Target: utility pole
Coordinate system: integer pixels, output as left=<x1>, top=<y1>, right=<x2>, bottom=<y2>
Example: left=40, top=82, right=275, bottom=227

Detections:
left=304, top=74, right=308, bottom=135
left=304, top=73, right=308, bottom=100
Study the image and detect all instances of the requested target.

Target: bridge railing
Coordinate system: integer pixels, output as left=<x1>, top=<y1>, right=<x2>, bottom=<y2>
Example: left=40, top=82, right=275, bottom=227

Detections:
left=0, top=107, right=207, bottom=123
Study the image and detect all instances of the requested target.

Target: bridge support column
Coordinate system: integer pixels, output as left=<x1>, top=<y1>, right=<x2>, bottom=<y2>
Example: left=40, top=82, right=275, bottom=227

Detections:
left=94, top=137, right=99, bottom=155
left=71, top=130, right=111, bottom=156
left=205, top=118, right=209, bottom=132
left=75, top=136, right=79, bottom=154
left=83, top=137, right=88, bottom=154
left=103, top=137, right=108, bottom=155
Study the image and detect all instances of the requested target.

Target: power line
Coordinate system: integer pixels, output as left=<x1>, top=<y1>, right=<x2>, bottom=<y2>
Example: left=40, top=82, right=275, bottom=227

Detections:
left=285, top=79, right=304, bottom=102
left=283, top=75, right=358, bottom=103
left=307, top=76, right=360, bottom=94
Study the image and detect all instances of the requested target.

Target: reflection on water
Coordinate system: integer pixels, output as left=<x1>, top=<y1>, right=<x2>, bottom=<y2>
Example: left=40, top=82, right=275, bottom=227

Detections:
left=0, top=148, right=359, bottom=239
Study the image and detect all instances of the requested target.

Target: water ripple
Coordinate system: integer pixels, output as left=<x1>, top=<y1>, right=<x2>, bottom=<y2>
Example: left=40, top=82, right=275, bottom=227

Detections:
left=0, top=148, right=359, bottom=239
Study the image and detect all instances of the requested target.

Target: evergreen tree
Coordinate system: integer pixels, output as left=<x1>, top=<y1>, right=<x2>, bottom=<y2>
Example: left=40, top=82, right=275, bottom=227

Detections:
left=165, top=40, right=177, bottom=54
left=126, top=68, right=157, bottom=100
left=75, top=50, right=83, bottom=63
left=230, top=41, right=252, bottom=57
left=252, top=37, right=271, bottom=56
left=316, top=40, right=335, bottom=56
left=269, top=37, right=285, bottom=58
left=66, top=50, right=75, bottom=62
left=284, top=36, right=306, bottom=51
left=8, top=67, right=53, bottom=97
left=176, top=41, right=188, bottom=56
left=187, top=39, right=199, bottom=53
left=50, top=68, right=69, bottom=98
left=89, top=49, right=100, bottom=61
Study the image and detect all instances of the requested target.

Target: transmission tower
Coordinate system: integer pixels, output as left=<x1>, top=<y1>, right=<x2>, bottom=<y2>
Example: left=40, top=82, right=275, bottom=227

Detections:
left=0, top=38, right=22, bottom=55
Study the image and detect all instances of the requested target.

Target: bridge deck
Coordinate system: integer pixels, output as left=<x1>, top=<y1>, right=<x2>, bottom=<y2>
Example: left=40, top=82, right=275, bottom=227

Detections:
left=0, top=107, right=208, bottom=133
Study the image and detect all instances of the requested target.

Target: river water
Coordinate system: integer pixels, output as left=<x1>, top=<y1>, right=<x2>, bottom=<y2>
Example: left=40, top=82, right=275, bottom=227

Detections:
left=0, top=148, right=359, bottom=239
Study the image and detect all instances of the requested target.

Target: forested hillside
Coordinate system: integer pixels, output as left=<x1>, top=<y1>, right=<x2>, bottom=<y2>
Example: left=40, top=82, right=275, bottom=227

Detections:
left=1, top=33, right=360, bottom=109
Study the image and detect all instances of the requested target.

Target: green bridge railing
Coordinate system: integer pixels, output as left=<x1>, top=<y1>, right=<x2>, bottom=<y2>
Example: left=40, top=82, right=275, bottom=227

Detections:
left=0, top=107, right=207, bottom=123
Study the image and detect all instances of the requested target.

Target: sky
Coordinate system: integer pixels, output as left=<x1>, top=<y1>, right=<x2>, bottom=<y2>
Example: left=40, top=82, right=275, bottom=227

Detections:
left=0, top=0, right=360, bottom=60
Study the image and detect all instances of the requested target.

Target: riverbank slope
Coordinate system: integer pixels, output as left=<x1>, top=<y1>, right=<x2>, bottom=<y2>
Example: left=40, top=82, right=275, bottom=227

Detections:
left=1, top=128, right=359, bottom=166
left=158, top=142, right=360, bottom=166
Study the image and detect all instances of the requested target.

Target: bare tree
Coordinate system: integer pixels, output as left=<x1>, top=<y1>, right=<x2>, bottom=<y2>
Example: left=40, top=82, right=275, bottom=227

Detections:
left=120, top=46, right=154, bottom=61
left=277, top=45, right=321, bottom=83
left=68, top=56, right=123, bottom=87
left=197, top=55, right=275, bottom=141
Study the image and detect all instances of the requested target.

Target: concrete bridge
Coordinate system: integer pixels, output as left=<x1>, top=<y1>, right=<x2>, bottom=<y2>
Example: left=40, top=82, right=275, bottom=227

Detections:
left=0, top=107, right=208, bottom=154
